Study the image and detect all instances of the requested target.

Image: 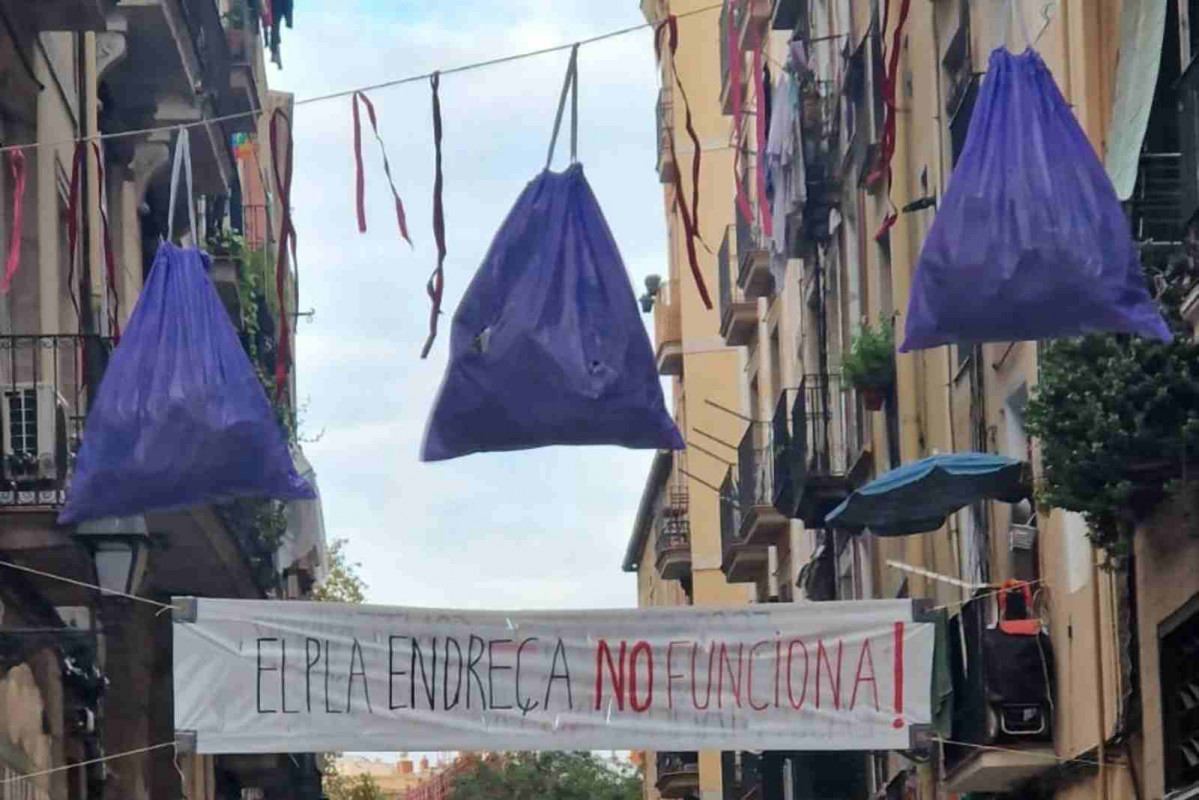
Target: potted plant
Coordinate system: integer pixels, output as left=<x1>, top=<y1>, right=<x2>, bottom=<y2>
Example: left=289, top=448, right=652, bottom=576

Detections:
left=5, top=450, right=38, bottom=485
left=844, top=315, right=896, bottom=411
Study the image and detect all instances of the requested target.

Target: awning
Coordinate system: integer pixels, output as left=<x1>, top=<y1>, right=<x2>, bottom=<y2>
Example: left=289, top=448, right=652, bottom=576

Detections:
left=824, top=452, right=1029, bottom=536
left=279, top=447, right=328, bottom=584
left=1104, top=0, right=1168, bottom=200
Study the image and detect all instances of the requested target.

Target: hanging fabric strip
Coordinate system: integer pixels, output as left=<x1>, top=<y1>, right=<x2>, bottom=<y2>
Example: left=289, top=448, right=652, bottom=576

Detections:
left=270, top=110, right=297, bottom=399
left=753, top=45, right=772, bottom=239
left=657, top=16, right=713, bottom=310
left=730, top=0, right=754, bottom=227
left=91, top=143, right=119, bottom=341
left=1, top=150, right=26, bottom=293
left=65, top=142, right=86, bottom=324
left=421, top=72, right=446, bottom=360
left=870, top=0, right=912, bottom=240
left=352, top=91, right=412, bottom=245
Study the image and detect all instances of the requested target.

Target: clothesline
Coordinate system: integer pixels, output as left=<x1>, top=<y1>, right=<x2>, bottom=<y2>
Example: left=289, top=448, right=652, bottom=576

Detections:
left=0, top=3, right=723, bottom=156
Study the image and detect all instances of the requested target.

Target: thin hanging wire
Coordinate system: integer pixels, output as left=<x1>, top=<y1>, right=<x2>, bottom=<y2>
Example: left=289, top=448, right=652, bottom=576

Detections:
left=0, top=560, right=177, bottom=612
left=0, top=3, right=724, bottom=156
left=0, top=741, right=179, bottom=786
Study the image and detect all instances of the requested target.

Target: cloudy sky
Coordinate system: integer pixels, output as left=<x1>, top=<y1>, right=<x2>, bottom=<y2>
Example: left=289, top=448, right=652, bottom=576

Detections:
left=270, top=2, right=673, bottom=612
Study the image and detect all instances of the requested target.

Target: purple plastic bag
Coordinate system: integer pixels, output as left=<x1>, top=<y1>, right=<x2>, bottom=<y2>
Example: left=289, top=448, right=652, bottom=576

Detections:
left=420, top=164, right=684, bottom=462
left=59, top=241, right=313, bottom=524
left=902, top=48, right=1170, bottom=351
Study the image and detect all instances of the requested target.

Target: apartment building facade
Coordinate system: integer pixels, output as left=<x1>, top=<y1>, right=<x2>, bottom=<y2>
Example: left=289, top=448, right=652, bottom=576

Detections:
left=0, top=2, right=323, bottom=799
left=631, top=1, right=1198, bottom=798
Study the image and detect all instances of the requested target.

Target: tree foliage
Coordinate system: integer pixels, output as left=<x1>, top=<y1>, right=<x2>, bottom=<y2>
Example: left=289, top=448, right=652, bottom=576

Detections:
left=447, top=752, right=642, bottom=800
left=312, top=538, right=368, bottom=604
left=323, top=767, right=386, bottom=800
left=1025, top=252, right=1199, bottom=561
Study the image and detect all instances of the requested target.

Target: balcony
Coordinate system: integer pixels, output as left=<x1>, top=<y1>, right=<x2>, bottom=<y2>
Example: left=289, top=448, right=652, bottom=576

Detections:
left=718, top=1, right=737, bottom=116
left=0, top=335, right=112, bottom=510
left=773, top=375, right=852, bottom=526
left=737, top=420, right=788, bottom=547
left=720, top=467, right=768, bottom=583
left=654, top=278, right=683, bottom=376
left=654, top=487, right=691, bottom=582
left=719, top=226, right=756, bottom=346
left=656, top=86, right=677, bottom=184
left=105, top=0, right=235, bottom=194
left=943, top=590, right=1055, bottom=793
left=735, top=0, right=772, bottom=51
left=26, top=0, right=116, bottom=31
left=772, top=0, right=808, bottom=34
left=656, top=752, right=699, bottom=798
left=736, top=175, right=773, bottom=298
left=220, top=0, right=265, bottom=135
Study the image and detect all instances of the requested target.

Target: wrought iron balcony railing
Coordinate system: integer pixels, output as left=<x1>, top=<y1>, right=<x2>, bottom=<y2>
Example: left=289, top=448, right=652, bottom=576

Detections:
left=0, top=335, right=113, bottom=508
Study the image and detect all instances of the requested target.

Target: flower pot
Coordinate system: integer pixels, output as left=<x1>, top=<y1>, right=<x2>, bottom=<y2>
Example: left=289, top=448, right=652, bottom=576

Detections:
left=861, top=386, right=887, bottom=411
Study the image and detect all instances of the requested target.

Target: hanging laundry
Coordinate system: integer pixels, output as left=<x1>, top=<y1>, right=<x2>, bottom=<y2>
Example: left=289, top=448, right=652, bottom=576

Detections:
left=901, top=47, right=1171, bottom=351
left=421, top=47, right=683, bottom=461
left=59, top=128, right=312, bottom=525
left=765, top=68, right=805, bottom=261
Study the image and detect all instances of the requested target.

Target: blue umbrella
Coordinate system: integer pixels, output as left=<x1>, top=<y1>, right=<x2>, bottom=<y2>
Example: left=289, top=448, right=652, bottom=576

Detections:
left=824, top=452, right=1030, bottom=536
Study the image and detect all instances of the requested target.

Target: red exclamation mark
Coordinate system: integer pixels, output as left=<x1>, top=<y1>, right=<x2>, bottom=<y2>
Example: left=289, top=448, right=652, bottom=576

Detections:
left=892, top=621, right=905, bottom=729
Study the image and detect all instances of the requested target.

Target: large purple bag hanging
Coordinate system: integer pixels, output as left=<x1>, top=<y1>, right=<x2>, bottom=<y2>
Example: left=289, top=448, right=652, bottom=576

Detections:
left=59, top=130, right=312, bottom=524
left=421, top=47, right=683, bottom=461
left=901, top=47, right=1170, bottom=352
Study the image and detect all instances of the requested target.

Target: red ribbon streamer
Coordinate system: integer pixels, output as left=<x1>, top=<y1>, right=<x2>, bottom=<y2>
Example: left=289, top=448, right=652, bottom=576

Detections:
left=352, top=91, right=412, bottom=245
left=870, top=0, right=912, bottom=241
left=753, top=45, right=772, bottom=239
left=65, top=143, right=86, bottom=325
left=655, top=15, right=712, bottom=310
left=91, top=144, right=119, bottom=341
left=730, top=2, right=754, bottom=229
left=270, top=109, right=297, bottom=400
left=421, top=72, right=446, bottom=360
left=1, top=150, right=26, bottom=294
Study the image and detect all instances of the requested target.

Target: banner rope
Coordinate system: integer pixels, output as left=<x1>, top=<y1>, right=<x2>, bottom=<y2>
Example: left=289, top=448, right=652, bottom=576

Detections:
left=0, top=3, right=723, bottom=157
left=0, top=559, right=178, bottom=613
left=0, top=741, right=179, bottom=786
left=935, top=738, right=1130, bottom=770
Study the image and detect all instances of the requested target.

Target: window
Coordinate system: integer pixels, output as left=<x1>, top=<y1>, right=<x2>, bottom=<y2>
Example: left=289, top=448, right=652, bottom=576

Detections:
left=1161, top=595, right=1199, bottom=793
left=6, top=388, right=36, bottom=455
left=942, top=0, right=978, bottom=168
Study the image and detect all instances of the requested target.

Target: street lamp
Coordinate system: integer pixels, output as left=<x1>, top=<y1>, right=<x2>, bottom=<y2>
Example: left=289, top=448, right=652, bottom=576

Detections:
left=73, top=515, right=151, bottom=598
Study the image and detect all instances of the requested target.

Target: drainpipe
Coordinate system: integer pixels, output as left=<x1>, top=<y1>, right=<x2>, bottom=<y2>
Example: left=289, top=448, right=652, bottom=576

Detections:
left=1092, top=548, right=1109, bottom=800
left=885, top=29, right=927, bottom=597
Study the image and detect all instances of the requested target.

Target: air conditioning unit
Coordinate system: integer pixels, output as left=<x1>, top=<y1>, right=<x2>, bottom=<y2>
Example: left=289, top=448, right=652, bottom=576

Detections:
left=0, top=383, right=69, bottom=481
left=1009, top=523, right=1037, bottom=552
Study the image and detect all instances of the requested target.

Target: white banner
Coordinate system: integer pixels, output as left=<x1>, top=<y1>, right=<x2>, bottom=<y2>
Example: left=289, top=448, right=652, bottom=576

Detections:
left=172, top=597, right=935, bottom=754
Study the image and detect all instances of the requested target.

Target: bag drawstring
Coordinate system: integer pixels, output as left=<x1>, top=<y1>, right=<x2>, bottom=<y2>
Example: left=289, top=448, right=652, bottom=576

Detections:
left=546, top=44, right=580, bottom=170
left=167, top=127, right=196, bottom=245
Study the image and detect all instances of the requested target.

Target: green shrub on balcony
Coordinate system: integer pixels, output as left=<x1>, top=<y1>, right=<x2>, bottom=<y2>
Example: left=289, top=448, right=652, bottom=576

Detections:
left=843, top=315, right=895, bottom=390
left=1025, top=253, right=1199, bottom=563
